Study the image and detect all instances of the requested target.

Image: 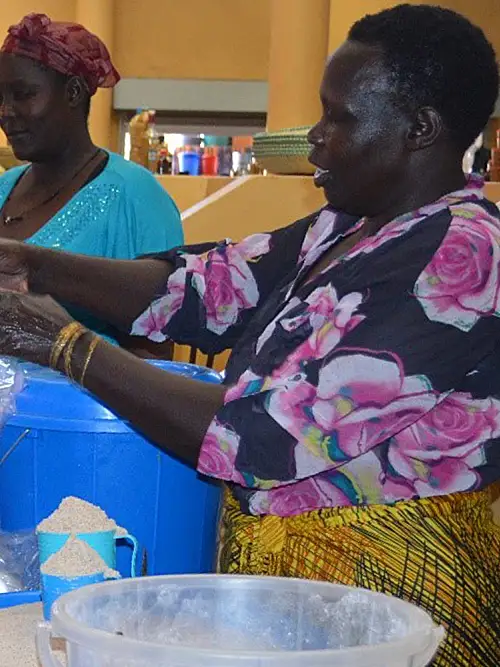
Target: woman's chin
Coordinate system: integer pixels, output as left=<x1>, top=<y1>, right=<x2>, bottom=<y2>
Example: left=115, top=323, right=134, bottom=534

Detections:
left=8, top=144, right=33, bottom=162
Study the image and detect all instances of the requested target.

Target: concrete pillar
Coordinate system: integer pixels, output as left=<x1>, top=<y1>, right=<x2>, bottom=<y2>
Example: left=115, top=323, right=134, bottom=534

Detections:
left=76, top=0, right=115, bottom=149
left=267, top=0, right=330, bottom=131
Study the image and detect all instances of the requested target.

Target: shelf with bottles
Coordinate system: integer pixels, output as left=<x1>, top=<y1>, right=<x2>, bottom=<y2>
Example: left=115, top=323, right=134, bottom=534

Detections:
left=126, top=109, right=262, bottom=178
left=171, top=143, right=262, bottom=177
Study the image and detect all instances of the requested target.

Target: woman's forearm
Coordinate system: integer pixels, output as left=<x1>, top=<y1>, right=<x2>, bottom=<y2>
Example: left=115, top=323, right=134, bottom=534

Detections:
left=70, top=335, right=226, bottom=465
left=28, top=245, right=172, bottom=330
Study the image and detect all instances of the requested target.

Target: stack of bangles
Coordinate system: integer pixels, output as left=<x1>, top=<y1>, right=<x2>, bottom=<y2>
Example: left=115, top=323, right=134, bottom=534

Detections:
left=49, top=322, right=101, bottom=385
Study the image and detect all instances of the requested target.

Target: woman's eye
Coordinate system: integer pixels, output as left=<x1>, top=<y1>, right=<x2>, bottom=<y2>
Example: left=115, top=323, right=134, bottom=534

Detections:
left=14, top=91, right=32, bottom=101
left=326, top=109, right=342, bottom=123
left=11, top=88, right=36, bottom=102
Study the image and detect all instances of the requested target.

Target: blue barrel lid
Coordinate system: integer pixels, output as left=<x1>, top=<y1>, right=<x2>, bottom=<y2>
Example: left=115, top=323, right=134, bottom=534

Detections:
left=0, top=590, right=41, bottom=609
left=7, top=361, right=221, bottom=434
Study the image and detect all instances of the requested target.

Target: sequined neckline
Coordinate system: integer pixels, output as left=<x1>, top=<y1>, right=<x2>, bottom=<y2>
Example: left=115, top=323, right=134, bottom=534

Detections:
left=0, top=153, right=126, bottom=249
left=0, top=152, right=125, bottom=249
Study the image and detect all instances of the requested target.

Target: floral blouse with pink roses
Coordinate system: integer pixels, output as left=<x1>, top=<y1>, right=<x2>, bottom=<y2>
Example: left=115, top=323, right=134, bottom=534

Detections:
left=133, top=175, right=500, bottom=517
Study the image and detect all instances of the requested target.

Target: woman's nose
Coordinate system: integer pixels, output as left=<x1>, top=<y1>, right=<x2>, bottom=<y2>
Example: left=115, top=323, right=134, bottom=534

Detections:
left=307, top=122, right=324, bottom=146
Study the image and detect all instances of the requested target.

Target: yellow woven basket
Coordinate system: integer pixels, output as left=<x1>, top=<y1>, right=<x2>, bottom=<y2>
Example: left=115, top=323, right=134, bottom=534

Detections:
left=253, top=126, right=314, bottom=175
left=255, top=154, right=315, bottom=175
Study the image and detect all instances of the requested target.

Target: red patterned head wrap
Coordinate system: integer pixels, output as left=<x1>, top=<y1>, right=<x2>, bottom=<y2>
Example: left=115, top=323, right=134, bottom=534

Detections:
left=1, top=13, right=120, bottom=95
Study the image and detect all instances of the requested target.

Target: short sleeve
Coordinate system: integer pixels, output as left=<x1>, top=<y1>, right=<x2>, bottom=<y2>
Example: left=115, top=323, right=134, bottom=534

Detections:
left=129, top=176, right=184, bottom=255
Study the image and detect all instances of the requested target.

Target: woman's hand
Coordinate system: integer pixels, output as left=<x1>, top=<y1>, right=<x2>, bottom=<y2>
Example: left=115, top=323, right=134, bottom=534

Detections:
left=0, top=239, right=29, bottom=293
left=0, top=240, right=172, bottom=331
left=0, top=291, right=73, bottom=366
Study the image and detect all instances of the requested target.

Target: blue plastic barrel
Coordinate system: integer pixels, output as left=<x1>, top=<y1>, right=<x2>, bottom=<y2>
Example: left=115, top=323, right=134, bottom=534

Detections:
left=0, top=361, right=221, bottom=576
left=0, top=591, right=41, bottom=608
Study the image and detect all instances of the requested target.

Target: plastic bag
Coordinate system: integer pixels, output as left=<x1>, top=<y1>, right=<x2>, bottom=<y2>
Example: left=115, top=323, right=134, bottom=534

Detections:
left=0, top=530, right=39, bottom=592
left=0, top=359, right=34, bottom=593
left=0, top=357, right=22, bottom=432
left=0, top=356, right=24, bottom=469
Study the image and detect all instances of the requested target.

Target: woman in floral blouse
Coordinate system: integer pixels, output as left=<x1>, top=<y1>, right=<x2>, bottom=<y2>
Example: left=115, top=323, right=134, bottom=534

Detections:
left=0, top=5, right=497, bottom=665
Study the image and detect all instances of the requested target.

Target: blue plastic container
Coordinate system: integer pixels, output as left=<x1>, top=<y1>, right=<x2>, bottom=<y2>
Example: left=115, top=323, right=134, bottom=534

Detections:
left=41, top=572, right=109, bottom=620
left=178, top=150, right=201, bottom=175
left=0, top=590, right=41, bottom=608
left=0, top=361, right=221, bottom=576
left=38, top=529, right=139, bottom=577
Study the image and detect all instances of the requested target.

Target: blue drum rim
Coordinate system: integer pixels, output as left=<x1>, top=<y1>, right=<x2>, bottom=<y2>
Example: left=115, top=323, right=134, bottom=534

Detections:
left=0, top=590, right=41, bottom=608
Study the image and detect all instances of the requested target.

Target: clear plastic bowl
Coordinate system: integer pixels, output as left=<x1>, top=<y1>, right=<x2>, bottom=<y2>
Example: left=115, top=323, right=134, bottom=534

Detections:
left=37, top=574, right=445, bottom=667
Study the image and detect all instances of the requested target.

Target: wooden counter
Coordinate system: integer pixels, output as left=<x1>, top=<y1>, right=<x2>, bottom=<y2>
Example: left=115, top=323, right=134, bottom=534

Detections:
left=156, top=175, right=232, bottom=212
left=158, top=174, right=500, bottom=217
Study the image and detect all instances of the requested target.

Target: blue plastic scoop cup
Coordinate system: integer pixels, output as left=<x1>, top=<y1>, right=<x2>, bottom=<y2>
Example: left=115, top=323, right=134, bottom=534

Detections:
left=41, top=570, right=120, bottom=620
left=38, top=529, right=139, bottom=578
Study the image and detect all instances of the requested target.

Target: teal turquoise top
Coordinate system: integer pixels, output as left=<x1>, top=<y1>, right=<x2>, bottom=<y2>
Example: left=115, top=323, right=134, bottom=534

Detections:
left=0, top=151, right=184, bottom=337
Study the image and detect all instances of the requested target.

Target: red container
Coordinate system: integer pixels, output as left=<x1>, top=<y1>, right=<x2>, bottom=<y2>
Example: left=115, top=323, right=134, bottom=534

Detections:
left=201, top=147, right=219, bottom=176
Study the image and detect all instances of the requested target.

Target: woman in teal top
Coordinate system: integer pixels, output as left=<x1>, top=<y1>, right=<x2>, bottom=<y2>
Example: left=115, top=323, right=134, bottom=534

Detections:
left=0, top=151, right=183, bottom=259
left=0, top=13, right=183, bottom=351
left=0, top=152, right=183, bottom=343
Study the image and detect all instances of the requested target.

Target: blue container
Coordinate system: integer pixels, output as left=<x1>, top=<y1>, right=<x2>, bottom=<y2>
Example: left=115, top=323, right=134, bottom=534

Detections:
left=178, top=150, right=201, bottom=175
left=0, top=590, right=41, bottom=608
left=42, top=572, right=108, bottom=620
left=38, top=529, right=139, bottom=577
left=0, top=361, right=221, bottom=576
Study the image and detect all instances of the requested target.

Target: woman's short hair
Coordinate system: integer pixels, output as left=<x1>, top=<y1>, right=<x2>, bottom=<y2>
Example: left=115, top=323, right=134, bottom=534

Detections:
left=349, top=4, right=499, bottom=150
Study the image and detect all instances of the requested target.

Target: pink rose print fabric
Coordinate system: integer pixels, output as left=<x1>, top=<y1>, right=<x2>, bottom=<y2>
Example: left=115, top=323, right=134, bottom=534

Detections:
left=414, top=205, right=500, bottom=331
left=134, top=176, right=500, bottom=516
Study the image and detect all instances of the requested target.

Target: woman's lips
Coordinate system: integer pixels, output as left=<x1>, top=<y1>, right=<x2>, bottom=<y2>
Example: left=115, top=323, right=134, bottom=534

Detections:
left=313, top=167, right=332, bottom=187
left=6, top=131, right=29, bottom=144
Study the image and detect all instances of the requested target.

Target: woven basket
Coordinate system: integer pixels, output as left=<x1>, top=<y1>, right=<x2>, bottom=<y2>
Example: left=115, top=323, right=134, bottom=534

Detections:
left=253, top=126, right=314, bottom=175
left=255, top=154, right=315, bottom=175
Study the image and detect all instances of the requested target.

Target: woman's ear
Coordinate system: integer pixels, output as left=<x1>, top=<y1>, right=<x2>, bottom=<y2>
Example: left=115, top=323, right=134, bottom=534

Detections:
left=406, top=107, right=443, bottom=151
left=66, top=76, right=86, bottom=109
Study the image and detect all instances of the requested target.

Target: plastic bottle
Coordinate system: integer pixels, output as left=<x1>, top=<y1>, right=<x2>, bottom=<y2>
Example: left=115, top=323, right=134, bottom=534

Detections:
left=157, top=148, right=172, bottom=175
left=147, top=111, right=160, bottom=173
left=248, top=152, right=261, bottom=175
left=171, top=148, right=180, bottom=175
left=128, top=109, right=150, bottom=168
left=201, top=146, right=218, bottom=175
left=218, top=146, right=233, bottom=176
left=237, top=147, right=253, bottom=175
left=178, top=146, right=201, bottom=176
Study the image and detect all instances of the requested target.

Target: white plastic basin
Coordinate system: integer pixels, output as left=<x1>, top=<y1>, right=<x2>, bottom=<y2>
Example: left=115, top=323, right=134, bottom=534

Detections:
left=37, top=574, right=445, bottom=667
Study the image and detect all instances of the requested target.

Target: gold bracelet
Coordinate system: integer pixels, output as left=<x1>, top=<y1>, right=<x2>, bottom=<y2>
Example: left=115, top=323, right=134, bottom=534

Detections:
left=63, top=327, right=88, bottom=381
left=49, top=322, right=84, bottom=371
left=80, top=336, right=101, bottom=387
left=49, top=322, right=78, bottom=369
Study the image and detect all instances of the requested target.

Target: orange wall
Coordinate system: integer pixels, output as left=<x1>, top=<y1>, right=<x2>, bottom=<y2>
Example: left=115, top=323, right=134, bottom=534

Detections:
left=1, top=2, right=499, bottom=82
left=2, top=2, right=498, bottom=82
left=329, top=0, right=500, bottom=54
left=114, top=0, right=270, bottom=81
left=0, top=1, right=75, bottom=37
left=0, top=1, right=270, bottom=82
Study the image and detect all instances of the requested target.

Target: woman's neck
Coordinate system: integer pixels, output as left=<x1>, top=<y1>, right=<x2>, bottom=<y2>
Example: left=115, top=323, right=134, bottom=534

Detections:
left=30, top=128, right=98, bottom=187
left=363, top=156, right=467, bottom=236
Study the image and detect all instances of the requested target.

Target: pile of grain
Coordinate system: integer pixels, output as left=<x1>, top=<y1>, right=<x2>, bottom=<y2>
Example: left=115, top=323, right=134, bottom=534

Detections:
left=41, top=536, right=118, bottom=579
left=37, top=497, right=117, bottom=534
left=0, top=603, right=66, bottom=667
left=0, top=498, right=124, bottom=666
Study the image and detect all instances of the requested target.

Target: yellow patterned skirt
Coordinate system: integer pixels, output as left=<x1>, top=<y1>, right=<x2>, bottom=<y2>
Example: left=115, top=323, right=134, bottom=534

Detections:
left=218, top=486, right=500, bottom=666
